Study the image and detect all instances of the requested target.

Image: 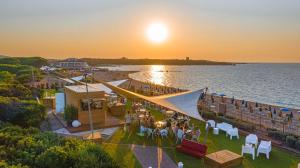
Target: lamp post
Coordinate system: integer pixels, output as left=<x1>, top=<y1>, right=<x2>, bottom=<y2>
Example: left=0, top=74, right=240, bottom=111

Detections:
left=84, top=73, right=94, bottom=138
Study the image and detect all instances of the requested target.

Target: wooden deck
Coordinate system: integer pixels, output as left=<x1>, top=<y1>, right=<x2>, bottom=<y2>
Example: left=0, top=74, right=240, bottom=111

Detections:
left=204, top=150, right=242, bottom=168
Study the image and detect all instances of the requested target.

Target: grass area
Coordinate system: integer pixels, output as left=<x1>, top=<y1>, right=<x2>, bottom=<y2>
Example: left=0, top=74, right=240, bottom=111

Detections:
left=42, top=89, right=57, bottom=97
left=106, top=108, right=300, bottom=168
left=101, top=143, right=142, bottom=168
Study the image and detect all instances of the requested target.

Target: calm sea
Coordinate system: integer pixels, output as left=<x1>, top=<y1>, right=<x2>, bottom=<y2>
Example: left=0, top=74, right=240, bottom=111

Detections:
left=100, top=64, right=300, bottom=109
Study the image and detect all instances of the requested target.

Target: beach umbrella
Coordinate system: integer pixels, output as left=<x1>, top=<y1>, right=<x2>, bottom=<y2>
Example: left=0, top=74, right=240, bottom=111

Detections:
left=219, top=93, right=226, bottom=97
left=280, top=108, right=289, bottom=112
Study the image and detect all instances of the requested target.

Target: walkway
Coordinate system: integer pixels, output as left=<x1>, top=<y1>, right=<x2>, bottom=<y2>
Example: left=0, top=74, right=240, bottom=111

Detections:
left=131, top=145, right=177, bottom=168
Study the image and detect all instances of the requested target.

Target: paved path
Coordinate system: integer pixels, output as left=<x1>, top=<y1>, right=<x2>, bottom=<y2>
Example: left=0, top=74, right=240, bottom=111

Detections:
left=131, top=145, right=177, bottom=168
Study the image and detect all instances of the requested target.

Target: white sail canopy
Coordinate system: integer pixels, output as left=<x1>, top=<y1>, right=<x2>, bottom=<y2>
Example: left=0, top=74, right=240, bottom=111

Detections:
left=70, top=78, right=204, bottom=121
left=99, top=81, right=204, bottom=121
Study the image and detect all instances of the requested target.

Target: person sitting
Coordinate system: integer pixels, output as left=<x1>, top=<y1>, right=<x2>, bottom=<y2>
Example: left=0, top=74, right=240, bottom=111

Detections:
left=172, top=123, right=180, bottom=136
left=189, top=123, right=195, bottom=131
left=192, top=127, right=201, bottom=142
left=184, top=122, right=189, bottom=130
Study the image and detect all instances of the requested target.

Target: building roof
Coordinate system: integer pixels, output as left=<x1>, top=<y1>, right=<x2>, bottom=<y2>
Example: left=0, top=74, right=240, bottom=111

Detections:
left=65, top=85, right=104, bottom=93
left=65, top=79, right=128, bottom=94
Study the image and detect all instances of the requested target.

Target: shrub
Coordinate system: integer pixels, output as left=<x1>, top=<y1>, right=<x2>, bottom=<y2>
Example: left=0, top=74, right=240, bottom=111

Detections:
left=202, top=111, right=216, bottom=120
left=234, top=120, right=255, bottom=132
left=268, top=130, right=287, bottom=141
left=36, top=146, right=71, bottom=168
left=0, top=96, right=46, bottom=127
left=64, top=105, right=78, bottom=125
left=295, top=140, right=300, bottom=150
left=286, top=135, right=297, bottom=148
left=0, top=125, right=120, bottom=168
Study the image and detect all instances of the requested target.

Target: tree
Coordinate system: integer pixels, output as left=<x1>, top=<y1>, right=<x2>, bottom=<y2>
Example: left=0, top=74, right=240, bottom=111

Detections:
left=0, top=71, right=15, bottom=83
left=0, top=57, right=20, bottom=65
left=0, top=96, right=46, bottom=127
left=64, top=105, right=78, bottom=126
left=0, top=125, right=120, bottom=168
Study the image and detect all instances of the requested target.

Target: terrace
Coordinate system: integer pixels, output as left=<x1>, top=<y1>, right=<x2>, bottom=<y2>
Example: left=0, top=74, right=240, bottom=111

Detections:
left=102, top=104, right=300, bottom=168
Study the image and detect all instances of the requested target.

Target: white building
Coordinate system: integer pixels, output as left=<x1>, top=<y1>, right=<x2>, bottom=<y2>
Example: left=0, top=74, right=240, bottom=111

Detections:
left=54, top=58, right=89, bottom=70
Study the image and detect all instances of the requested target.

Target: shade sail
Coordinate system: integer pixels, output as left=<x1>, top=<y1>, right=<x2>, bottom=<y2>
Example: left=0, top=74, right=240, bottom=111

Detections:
left=98, top=81, right=204, bottom=121
left=71, top=78, right=204, bottom=121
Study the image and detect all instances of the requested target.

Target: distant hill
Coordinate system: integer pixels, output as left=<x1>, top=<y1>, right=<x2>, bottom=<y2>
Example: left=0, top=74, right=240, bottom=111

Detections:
left=0, top=56, right=48, bottom=67
left=0, top=55, right=9, bottom=58
left=80, top=58, right=235, bottom=66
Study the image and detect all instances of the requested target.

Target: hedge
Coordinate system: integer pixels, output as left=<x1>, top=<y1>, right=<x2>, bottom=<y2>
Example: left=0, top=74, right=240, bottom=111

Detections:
left=286, top=135, right=297, bottom=148
left=267, top=130, right=288, bottom=141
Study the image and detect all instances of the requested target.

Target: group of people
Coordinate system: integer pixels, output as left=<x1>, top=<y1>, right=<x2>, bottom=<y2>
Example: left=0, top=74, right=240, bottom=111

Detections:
left=171, top=116, right=201, bottom=142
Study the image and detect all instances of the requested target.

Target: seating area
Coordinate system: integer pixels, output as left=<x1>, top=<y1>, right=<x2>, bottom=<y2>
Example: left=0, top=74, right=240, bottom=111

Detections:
left=130, top=102, right=203, bottom=145
left=176, top=139, right=207, bottom=158
left=103, top=101, right=300, bottom=168
left=216, top=122, right=233, bottom=132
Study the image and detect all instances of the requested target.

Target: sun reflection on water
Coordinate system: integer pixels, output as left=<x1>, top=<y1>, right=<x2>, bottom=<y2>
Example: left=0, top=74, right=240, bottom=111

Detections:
left=150, top=65, right=165, bottom=85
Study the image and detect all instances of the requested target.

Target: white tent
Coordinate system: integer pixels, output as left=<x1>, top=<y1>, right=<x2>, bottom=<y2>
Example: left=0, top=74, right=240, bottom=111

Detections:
left=99, top=81, right=204, bottom=121
left=69, top=78, right=204, bottom=120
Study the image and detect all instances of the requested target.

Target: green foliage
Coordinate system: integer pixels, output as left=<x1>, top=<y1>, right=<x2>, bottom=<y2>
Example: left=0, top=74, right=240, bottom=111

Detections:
left=36, top=146, right=71, bottom=168
left=295, top=140, right=300, bottom=150
left=267, top=130, right=288, bottom=141
left=17, top=57, right=48, bottom=68
left=0, top=96, right=46, bottom=127
left=0, top=84, right=31, bottom=98
left=64, top=105, right=78, bottom=125
left=0, top=160, right=29, bottom=168
left=0, top=57, right=20, bottom=65
left=0, top=125, right=120, bottom=168
left=201, top=111, right=217, bottom=120
left=0, top=64, right=42, bottom=83
left=0, top=71, right=15, bottom=83
left=0, top=57, right=48, bottom=68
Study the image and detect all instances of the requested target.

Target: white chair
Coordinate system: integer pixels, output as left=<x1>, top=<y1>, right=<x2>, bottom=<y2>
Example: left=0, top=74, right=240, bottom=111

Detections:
left=192, top=130, right=201, bottom=141
left=213, top=127, right=219, bottom=135
left=227, top=128, right=239, bottom=140
left=176, top=129, right=184, bottom=143
left=242, top=144, right=255, bottom=160
left=147, top=128, right=154, bottom=139
left=140, top=126, right=147, bottom=134
left=245, top=134, right=258, bottom=148
left=257, top=141, right=272, bottom=159
left=206, top=120, right=216, bottom=129
left=160, top=129, right=168, bottom=139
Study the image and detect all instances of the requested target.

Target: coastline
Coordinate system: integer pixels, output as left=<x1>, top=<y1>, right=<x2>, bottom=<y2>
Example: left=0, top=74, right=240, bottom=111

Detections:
left=93, top=69, right=300, bottom=112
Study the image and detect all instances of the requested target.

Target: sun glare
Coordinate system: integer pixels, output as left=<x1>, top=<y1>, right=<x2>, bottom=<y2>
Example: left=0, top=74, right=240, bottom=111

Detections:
left=146, top=22, right=169, bottom=44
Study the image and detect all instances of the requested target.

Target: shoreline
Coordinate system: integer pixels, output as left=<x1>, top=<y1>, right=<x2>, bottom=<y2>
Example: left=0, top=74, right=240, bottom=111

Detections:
left=92, top=69, right=300, bottom=112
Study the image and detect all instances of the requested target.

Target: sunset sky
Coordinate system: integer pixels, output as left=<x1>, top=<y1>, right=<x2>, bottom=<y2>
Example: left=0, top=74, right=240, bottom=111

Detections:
left=0, top=0, right=300, bottom=63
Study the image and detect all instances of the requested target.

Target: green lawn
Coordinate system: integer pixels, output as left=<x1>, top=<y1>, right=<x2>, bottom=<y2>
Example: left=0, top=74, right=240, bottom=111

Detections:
left=105, top=108, right=300, bottom=168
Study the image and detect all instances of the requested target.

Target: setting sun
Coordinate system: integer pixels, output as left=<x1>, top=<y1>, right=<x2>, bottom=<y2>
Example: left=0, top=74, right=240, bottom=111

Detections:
left=146, top=22, right=169, bottom=44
